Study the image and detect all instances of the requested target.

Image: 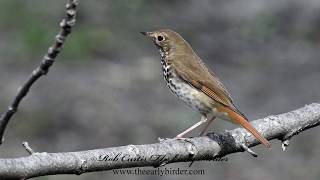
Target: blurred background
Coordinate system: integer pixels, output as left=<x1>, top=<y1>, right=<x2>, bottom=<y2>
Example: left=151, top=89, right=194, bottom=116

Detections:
left=0, top=0, right=319, bottom=179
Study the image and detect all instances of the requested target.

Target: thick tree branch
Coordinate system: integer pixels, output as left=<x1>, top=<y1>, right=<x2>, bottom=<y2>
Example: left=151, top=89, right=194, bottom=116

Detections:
left=0, top=103, right=319, bottom=179
left=0, top=0, right=79, bottom=145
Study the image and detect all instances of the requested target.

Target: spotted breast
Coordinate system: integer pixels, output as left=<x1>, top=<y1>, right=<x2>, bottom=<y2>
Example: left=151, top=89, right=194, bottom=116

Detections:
left=159, top=49, right=214, bottom=116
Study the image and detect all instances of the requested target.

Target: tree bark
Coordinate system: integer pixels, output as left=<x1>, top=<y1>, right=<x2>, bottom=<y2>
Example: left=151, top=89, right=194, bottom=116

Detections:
left=0, top=103, right=319, bottom=179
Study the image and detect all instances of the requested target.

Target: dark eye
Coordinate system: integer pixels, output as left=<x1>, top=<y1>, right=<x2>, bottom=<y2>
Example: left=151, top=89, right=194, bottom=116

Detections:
left=157, top=35, right=164, bottom=41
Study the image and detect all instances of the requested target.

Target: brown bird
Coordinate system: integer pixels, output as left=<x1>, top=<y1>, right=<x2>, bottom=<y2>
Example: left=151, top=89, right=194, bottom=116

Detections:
left=141, top=29, right=271, bottom=148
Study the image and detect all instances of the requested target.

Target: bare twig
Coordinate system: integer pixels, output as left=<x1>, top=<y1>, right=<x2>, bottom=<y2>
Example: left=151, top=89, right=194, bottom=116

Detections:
left=22, top=142, right=35, bottom=155
left=0, top=103, right=319, bottom=179
left=240, top=144, right=257, bottom=157
left=0, top=0, right=79, bottom=145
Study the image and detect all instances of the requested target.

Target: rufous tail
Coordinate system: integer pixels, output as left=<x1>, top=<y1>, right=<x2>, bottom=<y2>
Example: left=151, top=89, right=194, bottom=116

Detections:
left=218, top=106, right=271, bottom=148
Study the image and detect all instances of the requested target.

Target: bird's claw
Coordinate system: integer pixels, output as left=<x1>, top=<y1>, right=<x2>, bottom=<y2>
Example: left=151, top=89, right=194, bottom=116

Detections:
left=158, top=136, right=190, bottom=142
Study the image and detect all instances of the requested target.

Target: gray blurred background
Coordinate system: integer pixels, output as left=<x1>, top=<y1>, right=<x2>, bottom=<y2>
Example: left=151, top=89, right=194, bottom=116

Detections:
left=0, top=0, right=319, bottom=179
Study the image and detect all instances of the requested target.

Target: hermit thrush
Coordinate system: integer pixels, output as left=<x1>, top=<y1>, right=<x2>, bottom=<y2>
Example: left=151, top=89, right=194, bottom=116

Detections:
left=141, top=29, right=270, bottom=148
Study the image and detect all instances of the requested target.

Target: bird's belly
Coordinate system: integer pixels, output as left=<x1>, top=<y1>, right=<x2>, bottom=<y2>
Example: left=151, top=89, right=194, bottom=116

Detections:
left=165, top=76, right=214, bottom=115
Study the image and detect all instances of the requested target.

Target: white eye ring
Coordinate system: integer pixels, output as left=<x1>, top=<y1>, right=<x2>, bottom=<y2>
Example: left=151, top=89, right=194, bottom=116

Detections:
left=157, top=35, right=164, bottom=42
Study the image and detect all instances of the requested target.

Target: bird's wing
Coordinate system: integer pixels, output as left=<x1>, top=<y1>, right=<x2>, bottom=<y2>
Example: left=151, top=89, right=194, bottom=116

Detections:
left=172, top=54, right=244, bottom=117
left=172, top=54, right=271, bottom=148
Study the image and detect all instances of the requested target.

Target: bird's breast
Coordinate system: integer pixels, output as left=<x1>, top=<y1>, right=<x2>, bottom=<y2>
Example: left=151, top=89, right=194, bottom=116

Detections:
left=157, top=49, right=234, bottom=122
left=160, top=57, right=215, bottom=115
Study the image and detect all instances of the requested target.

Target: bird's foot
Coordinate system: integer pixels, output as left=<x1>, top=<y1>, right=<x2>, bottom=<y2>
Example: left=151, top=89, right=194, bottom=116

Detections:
left=175, top=137, right=188, bottom=141
left=158, top=137, right=172, bottom=142
left=174, top=134, right=190, bottom=141
left=158, top=136, right=190, bottom=142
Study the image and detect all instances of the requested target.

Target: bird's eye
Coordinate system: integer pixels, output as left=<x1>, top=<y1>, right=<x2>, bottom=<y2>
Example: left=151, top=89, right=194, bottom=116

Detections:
left=157, top=35, right=164, bottom=42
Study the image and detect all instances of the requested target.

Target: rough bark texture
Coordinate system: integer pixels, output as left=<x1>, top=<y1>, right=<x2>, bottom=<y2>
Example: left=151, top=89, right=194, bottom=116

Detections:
left=0, top=103, right=319, bottom=179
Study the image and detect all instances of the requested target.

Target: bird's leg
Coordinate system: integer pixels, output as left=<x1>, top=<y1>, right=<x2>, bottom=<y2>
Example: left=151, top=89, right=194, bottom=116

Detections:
left=199, top=116, right=216, bottom=136
left=175, top=116, right=207, bottom=139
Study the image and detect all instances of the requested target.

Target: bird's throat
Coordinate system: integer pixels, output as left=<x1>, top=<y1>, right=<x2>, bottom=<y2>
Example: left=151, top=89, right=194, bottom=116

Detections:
left=159, top=48, right=173, bottom=82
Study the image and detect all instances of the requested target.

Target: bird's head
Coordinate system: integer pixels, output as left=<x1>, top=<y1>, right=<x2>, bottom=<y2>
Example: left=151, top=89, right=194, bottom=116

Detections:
left=141, top=29, right=192, bottom=54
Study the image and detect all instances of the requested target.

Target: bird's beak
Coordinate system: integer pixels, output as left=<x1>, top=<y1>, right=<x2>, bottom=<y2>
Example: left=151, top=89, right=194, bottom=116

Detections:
left=140, top=31, right=148, bottom=36
left=140, top=31, right=152, bottom=38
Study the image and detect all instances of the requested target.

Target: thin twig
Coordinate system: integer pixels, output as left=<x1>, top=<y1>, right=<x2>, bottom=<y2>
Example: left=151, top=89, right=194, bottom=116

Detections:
left=240, top=144, right=258, bottom=157
left=281, top=140, right=290, bottom=151
left=0, top=0, right=79, bottom=145
left=22, top=142, right=35, bottom=155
